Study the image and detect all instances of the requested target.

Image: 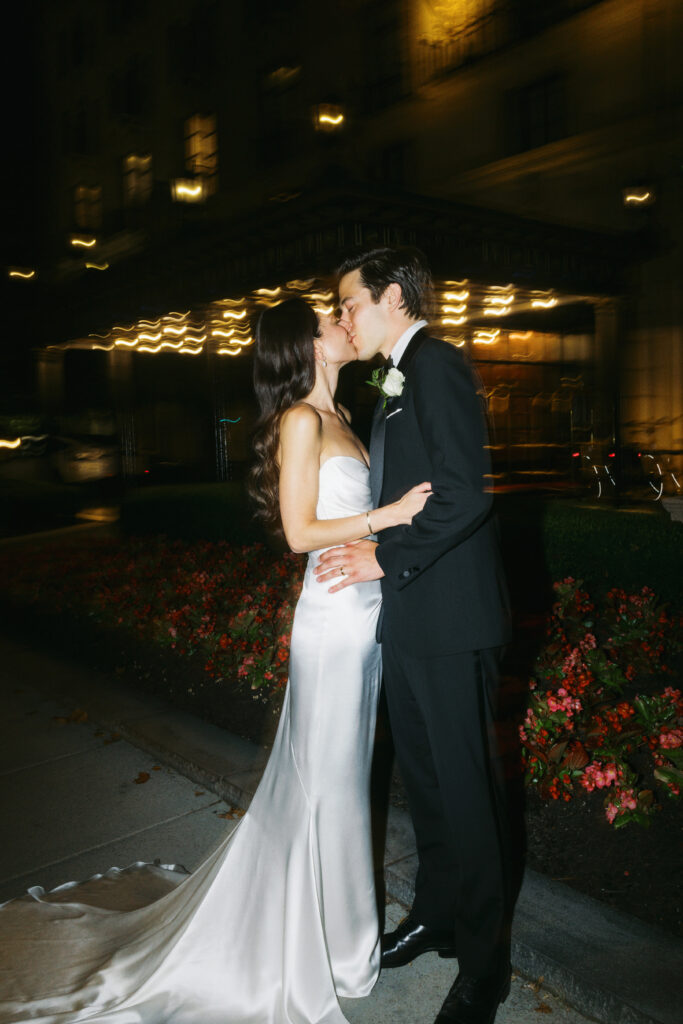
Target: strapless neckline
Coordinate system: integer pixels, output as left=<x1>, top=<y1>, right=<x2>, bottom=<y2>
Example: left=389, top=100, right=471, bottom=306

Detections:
left=320, top=455, right=369, bottom=472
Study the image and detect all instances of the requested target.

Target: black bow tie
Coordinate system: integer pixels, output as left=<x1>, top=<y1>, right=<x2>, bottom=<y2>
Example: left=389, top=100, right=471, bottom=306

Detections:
left=384, top=356, right=394, bottom=370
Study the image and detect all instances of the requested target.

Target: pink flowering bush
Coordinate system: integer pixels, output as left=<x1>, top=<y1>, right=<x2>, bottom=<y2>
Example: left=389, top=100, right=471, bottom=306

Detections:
left=521, top=578, right=683, bottom=828
left=0, top=536, right=305, bottom=703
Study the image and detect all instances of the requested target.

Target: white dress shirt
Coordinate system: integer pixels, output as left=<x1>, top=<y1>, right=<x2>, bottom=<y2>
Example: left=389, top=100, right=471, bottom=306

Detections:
left=388, top=319, right=428, bottom=366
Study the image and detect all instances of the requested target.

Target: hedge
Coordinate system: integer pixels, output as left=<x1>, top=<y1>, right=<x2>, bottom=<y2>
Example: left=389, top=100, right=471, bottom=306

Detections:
left=119, top=485, right=682, bottom=608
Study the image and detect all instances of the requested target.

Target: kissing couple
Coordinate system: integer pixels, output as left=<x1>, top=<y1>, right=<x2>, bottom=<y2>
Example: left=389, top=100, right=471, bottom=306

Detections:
left=0, top=247, right=513, bottom=1024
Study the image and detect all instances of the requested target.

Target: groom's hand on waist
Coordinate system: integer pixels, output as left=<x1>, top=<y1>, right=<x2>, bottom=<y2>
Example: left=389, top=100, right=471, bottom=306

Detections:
left=314, top=540, right=384, bottom=593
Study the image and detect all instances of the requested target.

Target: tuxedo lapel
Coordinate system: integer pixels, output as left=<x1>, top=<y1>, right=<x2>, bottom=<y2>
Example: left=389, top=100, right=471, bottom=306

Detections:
left=395, top=328, right=427, bottom=374
left=368, top=398, right=385, bottom=507
left=368, top=330, right=428, bottom=506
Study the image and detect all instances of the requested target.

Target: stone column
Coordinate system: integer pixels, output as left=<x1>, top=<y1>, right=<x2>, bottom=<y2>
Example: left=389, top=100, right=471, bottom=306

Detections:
left=593, top=298, right=621, bottom=446
left=107, top=349, right=137, bottom=480
left=207, top=352, right=231, bottom=481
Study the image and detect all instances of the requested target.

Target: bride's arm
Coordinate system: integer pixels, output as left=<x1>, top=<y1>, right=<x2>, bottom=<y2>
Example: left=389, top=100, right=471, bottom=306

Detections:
left=279, top=404, right=429, bottom=554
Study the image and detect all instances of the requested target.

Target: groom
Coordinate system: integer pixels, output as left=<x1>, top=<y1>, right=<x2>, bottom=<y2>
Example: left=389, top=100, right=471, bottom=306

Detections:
left=315, top=247, right=513, bottom=1024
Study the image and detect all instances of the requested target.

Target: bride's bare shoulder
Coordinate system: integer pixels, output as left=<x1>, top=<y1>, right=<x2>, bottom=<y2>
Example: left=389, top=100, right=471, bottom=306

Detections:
left=279, top=403, right=323, bottom=451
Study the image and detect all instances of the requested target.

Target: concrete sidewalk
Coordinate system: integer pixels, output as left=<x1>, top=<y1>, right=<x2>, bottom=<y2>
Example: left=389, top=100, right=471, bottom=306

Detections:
left=1, top=635, right=681, bottom=1024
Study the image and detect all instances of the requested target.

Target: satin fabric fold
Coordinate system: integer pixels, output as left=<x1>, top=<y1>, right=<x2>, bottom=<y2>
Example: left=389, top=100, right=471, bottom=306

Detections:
left=0, top=456, right=382, bottom=1024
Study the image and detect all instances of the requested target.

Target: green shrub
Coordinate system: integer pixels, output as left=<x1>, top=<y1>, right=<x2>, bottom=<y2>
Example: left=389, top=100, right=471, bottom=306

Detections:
left=120, top=482, right=265, bottom=544
left=541, top=502, right=682, bottom=605
left=498, top=497, right=682, bottom=608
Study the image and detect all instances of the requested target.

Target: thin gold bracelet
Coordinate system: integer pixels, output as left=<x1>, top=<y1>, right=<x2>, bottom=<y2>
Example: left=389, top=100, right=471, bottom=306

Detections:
left=366, top=510, right=374, bottom=535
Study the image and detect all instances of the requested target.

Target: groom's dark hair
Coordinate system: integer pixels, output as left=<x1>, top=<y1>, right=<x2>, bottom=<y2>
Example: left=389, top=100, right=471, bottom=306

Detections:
left=336, top=246, right=432, bottom=320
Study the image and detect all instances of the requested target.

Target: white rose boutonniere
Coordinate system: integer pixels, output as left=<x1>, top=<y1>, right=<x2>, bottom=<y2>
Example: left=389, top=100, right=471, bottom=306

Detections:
left=367, top=366, right=405, bottom=409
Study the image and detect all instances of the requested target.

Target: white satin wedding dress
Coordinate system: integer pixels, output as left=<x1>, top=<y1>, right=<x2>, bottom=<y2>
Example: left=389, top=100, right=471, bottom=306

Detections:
left=0, top=455, right=382, bottom=1024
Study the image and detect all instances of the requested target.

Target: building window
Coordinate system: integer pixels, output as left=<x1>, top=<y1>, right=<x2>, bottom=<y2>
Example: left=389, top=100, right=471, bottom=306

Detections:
left=64, top=107, right=99, bottom=156
left=185, top=114, right=218, bottom=196
left=109, top=58, right=147, bottom=120
left=369, top=140, right=412, bottom=187
left=506, top=75, right=567, bottom=153
left=257, top=64, right=304, bottom=161
left=123, top=154, right=153, bottom=205
left=74, top=186, right=102, bottom=230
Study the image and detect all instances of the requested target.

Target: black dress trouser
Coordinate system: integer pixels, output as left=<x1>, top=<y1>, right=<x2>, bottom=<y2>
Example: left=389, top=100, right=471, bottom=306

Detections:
left=381, top=640, right=511, bottom=978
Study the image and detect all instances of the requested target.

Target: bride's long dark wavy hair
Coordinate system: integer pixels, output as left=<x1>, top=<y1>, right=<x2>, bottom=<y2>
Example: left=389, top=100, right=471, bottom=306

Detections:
left=248, top=298, right=320, bottom=535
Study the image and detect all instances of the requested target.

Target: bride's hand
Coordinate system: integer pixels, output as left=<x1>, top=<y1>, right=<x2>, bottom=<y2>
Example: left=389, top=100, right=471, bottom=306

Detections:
left=393, top=482, right=432, bottom=524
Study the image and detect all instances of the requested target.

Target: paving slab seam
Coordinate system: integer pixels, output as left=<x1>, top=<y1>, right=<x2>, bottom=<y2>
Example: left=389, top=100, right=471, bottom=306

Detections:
left=0, top=744, right=109, bottom=777
left=111, top=715, right=683, bottom=1024
left=6, top=655, right=680, bottom=1024
left=2, top=800, right=224, bottom=889
left=70, top=706, right=681, bottom=1024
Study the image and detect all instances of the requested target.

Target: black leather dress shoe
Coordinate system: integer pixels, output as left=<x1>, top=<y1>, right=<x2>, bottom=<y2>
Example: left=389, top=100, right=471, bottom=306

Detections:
left=433, top=964, right=512, bottom=1024
left=380, top=916, right=457, bottom=968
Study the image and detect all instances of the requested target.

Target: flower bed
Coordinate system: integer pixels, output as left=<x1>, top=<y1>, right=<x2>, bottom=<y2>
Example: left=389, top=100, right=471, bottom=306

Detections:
left=2, top=537, right=681, bottom=830
left=520, top=578, right=683, bottom=828
left=0, top=536, right=304, bottom=707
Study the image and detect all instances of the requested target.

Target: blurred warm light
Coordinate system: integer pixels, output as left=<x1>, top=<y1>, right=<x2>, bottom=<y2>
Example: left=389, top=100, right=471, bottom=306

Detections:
left=70, top=235, right=97, bottom=248
left=473, top=329, right=500, bottom=345
left=622, top=188, right=655, bottom=207
left=51, top=278, right=583, bottom=370
left=0, top=437, right=21, bottom=449
left=287, top=279, right=315, bottom=289
left=8, top=268, right=36, bottom=279
left=185, top=114, right=218, bottom=195
left=74, top=185, right=102, bottom=231
left=85, top=261, right=109, bottom=270
left=313, top=104, right=345, bottom=131
left=76, top=507, right=119, bottom=523
left=419, top=0, right=479, bottom=45
left=171, top=179, right=205, bottom=202
left=124, top=154, right=153, bottom=205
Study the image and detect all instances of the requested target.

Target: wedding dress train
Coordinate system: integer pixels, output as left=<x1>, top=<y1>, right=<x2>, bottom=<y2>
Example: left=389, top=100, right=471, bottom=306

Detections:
left=0, top=456, right=382, bottom=1024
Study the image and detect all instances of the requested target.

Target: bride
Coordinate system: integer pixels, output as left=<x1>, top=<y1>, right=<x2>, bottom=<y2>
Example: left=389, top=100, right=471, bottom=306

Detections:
left=0, top=297, right=429, bottom=1024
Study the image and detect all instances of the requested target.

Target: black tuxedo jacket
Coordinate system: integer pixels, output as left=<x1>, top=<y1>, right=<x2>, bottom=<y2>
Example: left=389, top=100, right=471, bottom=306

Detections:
left=372, top=329, right=511, bottom=657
